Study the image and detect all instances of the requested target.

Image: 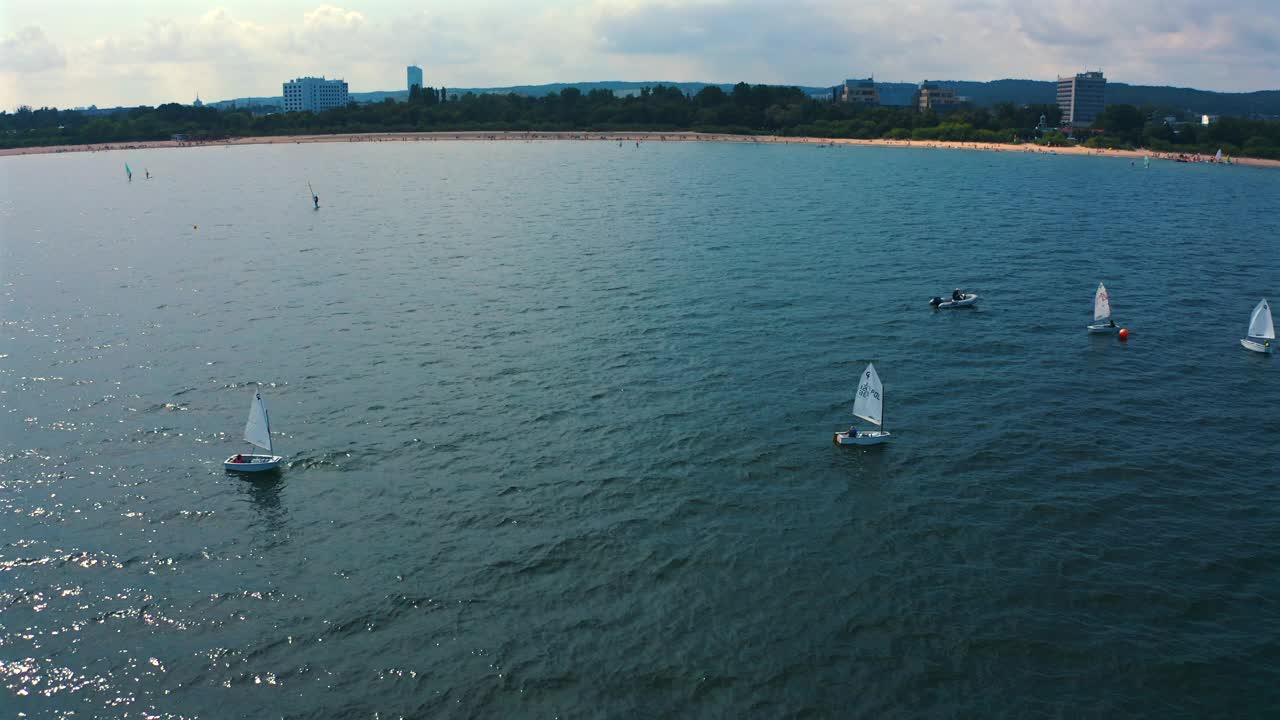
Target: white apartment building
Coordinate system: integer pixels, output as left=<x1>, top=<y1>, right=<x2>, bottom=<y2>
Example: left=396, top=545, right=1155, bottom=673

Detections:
left=282, top=77, right=350, bottom=113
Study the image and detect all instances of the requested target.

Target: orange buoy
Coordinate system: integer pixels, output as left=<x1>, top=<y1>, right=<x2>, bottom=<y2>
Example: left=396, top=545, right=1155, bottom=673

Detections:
left=1118, top=328, right=1129, bottom=341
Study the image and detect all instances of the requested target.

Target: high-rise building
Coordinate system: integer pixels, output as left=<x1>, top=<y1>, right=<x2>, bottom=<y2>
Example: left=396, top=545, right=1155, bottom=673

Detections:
left=282, top=77, right=350, bottom=113
left=914, top=80, right=959, bottom=112
left=832, top=78, right=879, bottom=105
left=1057, top=71, right=1106, bottom=127
left=407, top=65, right=423, bottom=92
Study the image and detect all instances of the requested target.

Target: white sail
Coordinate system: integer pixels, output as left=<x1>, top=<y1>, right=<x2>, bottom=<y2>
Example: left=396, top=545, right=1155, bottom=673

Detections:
left=851, top=363, right=884, bottom=427
left=1215, top=148, right=1223, bottom=162
left=1093, top=282, right=1112, bottom=322
left=243, top=390, right=273, bottom=453
left=1247, top=298, right=1275, bottom=339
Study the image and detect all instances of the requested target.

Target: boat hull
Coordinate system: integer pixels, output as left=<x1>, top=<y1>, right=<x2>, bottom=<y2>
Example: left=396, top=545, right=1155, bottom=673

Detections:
left=224, top=454, right=283, bottom=472
left=834, top=430, right=891, bottom=446
left=931, top=294, right=978, bottom=309
left=1241, top=338, right=1274, bottom=354
left=1087, top=323, right=1119, bottom=334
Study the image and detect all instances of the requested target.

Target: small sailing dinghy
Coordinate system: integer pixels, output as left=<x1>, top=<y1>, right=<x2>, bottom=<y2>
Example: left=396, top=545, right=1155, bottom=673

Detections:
left=930, top=289, right=978, bottom=308
left=1240, top=298, right=1275, bottom=354
left=834, top=363, right=891, bottom=446
left=224, top=390, right=283, bottom=472
left=1087, top=282, right=1119, bottom=333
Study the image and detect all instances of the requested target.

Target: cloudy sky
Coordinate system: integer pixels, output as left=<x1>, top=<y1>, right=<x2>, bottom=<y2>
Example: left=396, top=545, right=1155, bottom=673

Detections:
left=2, top=0, right=1277, bottom=109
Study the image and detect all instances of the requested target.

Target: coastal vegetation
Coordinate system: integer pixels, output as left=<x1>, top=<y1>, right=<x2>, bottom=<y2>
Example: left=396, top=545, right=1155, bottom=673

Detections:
left=3, top=83, right=1279, bottom=159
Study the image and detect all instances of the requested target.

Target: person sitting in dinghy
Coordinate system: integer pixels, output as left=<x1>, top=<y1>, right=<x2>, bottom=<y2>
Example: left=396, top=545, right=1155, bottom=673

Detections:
left=232, top=454, right=245, bottom=463
left=952, top=289, right=964, bottom=302
left=848, top=425, right=858, bottom=438
left=1108, top=319, right=1116, bottom=328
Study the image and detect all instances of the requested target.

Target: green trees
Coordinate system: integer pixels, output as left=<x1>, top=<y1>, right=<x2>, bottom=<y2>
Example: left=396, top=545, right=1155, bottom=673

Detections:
left=2, top=88, right=1279, bottom=158
left=1094, top=104, right=1146, bottom=145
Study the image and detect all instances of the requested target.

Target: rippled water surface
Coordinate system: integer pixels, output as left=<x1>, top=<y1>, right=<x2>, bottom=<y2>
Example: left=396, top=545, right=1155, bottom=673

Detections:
left=2, top=141, right=1279, bottom=718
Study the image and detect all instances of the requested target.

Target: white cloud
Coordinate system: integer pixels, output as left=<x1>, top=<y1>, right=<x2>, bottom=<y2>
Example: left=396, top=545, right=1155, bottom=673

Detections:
left=302, top=5, right=367, bottom=31
left=0, top=1, right=1276, bottom=109
left=0, top=26, right=66, bottom=73
left=84, top=9, right=276, bottom=67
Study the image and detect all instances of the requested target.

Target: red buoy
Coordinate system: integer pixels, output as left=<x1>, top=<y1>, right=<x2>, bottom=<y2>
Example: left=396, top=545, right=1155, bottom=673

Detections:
left=1118, top=328, right=1130, bottom=341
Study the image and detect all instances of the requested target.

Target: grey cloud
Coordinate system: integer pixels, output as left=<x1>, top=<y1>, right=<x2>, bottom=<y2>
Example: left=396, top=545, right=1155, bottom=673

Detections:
left=0, top=26, right=66, bottom=73
left=1011, top=6, right=1109, bottom=48
left=595, top=3, right=718, bottom=55
left=595, top=1, right=848, bottom=57
left=591, top=0, right=857, bottom=85
left=588, top=0, right=1279, bottom=90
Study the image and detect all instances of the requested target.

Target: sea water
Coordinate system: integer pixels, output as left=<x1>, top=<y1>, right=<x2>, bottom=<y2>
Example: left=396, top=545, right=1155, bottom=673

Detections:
left=2, top=141, right=1278, bottom=717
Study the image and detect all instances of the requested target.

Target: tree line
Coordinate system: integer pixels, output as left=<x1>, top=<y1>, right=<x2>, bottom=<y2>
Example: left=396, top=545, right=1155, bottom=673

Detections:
left=2, top=83, right=1278, bottom=159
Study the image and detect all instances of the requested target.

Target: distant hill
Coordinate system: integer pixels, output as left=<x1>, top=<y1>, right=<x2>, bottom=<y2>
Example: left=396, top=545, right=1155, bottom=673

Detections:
left=207, top=79, right=1280, bottom=118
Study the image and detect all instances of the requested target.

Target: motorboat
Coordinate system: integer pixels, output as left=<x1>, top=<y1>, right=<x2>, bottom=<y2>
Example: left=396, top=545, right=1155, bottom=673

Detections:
left=930, top=291, right=978, bottom=309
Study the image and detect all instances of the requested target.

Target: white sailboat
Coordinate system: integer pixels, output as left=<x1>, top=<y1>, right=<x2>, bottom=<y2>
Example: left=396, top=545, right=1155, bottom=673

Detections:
left=1240, top=298, right=1275, bottom=354
left=1143, top=156, right=1150, bottom=169
left=1215, top=148, right=1224, bottom=163
left=224, top=390, right=283, bottom=472
left=1087, top=282, right=1119, bottom=333
left=834, top=362, right=891, bottom=446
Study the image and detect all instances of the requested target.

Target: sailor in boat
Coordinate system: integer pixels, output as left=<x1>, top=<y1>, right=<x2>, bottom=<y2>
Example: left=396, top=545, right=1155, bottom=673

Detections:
left=231, top=454, right=245, bottom=463
left=849, top=424, right=858, bottom=439
left=1108, top=319, right=1116, bottom=328
left=952, top=288, right=964, bottom=302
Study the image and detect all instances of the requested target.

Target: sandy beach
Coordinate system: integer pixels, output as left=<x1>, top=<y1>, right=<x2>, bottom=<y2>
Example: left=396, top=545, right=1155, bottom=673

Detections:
left=3, top=130, right=1277, bottom=168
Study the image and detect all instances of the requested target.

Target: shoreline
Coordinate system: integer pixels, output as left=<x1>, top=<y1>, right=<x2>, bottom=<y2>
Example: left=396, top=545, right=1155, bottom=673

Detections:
left=3, top=130, right=1277, bottom=168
